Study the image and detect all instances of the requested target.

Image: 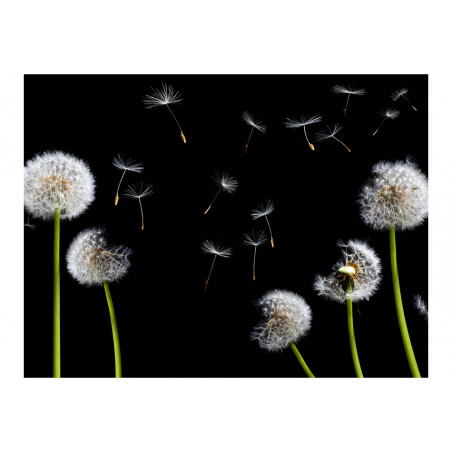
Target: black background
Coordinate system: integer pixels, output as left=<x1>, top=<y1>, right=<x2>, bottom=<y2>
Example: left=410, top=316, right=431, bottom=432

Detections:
left=24, top=75, right=428, bottom=378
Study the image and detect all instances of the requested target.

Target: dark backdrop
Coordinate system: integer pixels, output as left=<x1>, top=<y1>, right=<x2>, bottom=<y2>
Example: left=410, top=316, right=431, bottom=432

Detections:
left=24, top=74, right=428, bottom=378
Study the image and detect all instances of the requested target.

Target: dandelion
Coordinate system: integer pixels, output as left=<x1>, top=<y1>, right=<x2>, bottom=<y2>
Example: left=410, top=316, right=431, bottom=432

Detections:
left=358, top=158, right=428, bottom=377
left=67, top=228, right=132, bottom=377
left=413, top=295, right=428, bottom=319
left=243, top=230, right=268, bottom=281
left=372, top=108, right=400, bottom=136
left=123, top=182, right=153, bottom=230
left=251, top=200, right=275, bottom=248
left=391, top=87, right=417, bottom=111
left=204, top=172, right=238, bottom=214
left=143, top=83, right=186, bottom=143
left=284, top=115, right=322, bottom=150
left=201, top=239, right=232, bottom=292
left=24, top=150, right=95, bottom=378
left=331, top=84, right=366, bottom=116
left=242, top=111, right=266, bottom=154
left=251, top=289, right=314, bottom=377
left=316, top=124, right=351, bottom=152
left=314, top=240, right=382, bottom=377
left=112, top=155, right=143, bottom=205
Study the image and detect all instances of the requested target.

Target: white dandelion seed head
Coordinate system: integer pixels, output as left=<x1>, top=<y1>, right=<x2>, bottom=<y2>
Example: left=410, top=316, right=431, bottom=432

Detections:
left=391, top=88, right=409, bottom=101
left=24, top=151, right=95, bottom=221
left=243, top=229, right=268, bottom=247
left=315, top=124, right=343, bottom=141
left=251, top=200, right=274, bottom=220
left=250, top=289, right=312, bottom=352
left=379, top=108, right=400, bottom=119
left=212, top=172, right=238, bottom=193
left=358, top=158, right=428, bottom=231
left=284, top=115, right=323, bottom=128
left=142, top=83, right=183, bottom=109
left=112, top=155, right=144, bottom=173
left=332, top=84, right=366, bottom=95
left=314, top=239, right=382, bottom=303
left=123, top=182, right=154, bottom=199
left=201, top=239, right=232, bottom=258
left=66, top=228, right=132, bottom=286
left=242, top=111, right=266, bottom=133
left=413, top=294, right=428, bottom=319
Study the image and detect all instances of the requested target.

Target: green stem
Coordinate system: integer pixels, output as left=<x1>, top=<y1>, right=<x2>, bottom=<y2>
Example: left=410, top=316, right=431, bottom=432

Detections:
left=103, top=281, right=122, bottom=378
left=346, top=287, right=363, bottom=378
left=53, top=206, right=61, bottom=378
left=289, top=342, right=315, bottom=378
left=389, top=227, right=421, bottom=377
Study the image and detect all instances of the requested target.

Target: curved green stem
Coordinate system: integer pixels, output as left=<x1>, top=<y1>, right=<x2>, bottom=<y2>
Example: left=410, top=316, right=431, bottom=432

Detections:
left=103, top=281, right=122, bottom=378
left=289, top=342, right=315, bottom=378
left=389, top=227, right=421, bottom=377
left=53, top=206, right=61, bottom=378
left=346, top=289, right=363, bottom=378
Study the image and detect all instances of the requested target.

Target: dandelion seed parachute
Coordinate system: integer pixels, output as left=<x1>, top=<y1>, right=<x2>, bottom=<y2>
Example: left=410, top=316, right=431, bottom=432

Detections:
left=315, top=124, right=351, bottom=152
left=331, top=84, right=366, bottom=116
left=358, top=158, right=428, bottom=231
left=372, top=108, right=400, bottom=136
left=251, top=289, right=312, bottom=352
left=284, top=115, right=322, bottom=150
left=251, top=200, right=275, bottom=247
left=201, top=239, right=232, bottom=292
left=143, top=83, right=186, bottom=143
left=24, top=151, right=95, bottom=220
left=204, top=172, right=238, bottom=214
left=242, top=111, right=266, bottom=154
left=112, top=155, right=144, bottom=205
left=391, top=87, right=417, bottom=111
left=123, top=182, right=153, bottom=230
left=244, top=230, right=268, bottom=281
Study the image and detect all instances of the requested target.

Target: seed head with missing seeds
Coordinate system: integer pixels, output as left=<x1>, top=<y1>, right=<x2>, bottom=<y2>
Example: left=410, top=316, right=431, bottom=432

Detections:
left=201, top=239, right=232, bottom=292
left=124, top=182, right=153, bottom=231
left=313, top=239, right=382, bottom=303
left=331, top=84, right=366, bottom=116
left=142, top=83, right=186, bottom=143
left=244, top=230, right=268, bottom=281
left=251, top=200, right=275, bottom=248
left=204, top=172, right=238, bottom=214
left=315, top=124, right=351, bottom=152
left=284, top=115, right=322, bottom=150
left=242, top=111, right=266, bottom=154
left=112, top=155, right=144, bottom=205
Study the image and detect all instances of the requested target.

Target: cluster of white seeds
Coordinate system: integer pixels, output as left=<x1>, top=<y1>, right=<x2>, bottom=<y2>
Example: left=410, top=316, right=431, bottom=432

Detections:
left=24, top=151, right=95, bottom=220
left=251, top=289, right=312, bottom=352
left=66, top=228, right=132, bottom=286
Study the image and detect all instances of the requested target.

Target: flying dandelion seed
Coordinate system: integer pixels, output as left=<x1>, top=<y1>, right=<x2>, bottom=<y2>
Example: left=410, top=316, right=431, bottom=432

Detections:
left=284, top=115, right=322, bottom=150
left=413, top=295, right=428, bottom=319
left=112, top=155, right=144, bottom=205
left=316, top=124, right=351, bottom=152
left=243, top=230, right=268, bottom=281
left=372, top=108, right=400, bottom=136
left=391, top=88, right=417, bottom=111
left=204, top=172, right=238, bottom=215
left=242, top=111, right=266, bottom=155
left=331, top=85, right=366, bottom=116
left=124, top=182, right=153, bottom=230
left=24, top=213, right=36, bottom=230
left=201, top=240, right=232, bottom=292
left=251, top=200, right=275, bottom=248
left=143, top=83, right=186, bottom=143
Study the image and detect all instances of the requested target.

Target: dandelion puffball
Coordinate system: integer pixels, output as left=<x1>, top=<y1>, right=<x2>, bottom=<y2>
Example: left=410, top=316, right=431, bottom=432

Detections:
left=314, top=240, right=382, bottom=303
left=24, top=151, right=95, bottom=220
left=251, top=289, right=312, bottom=352
left=358, top=158, right=428, bottom=231
left=66, top=228, right=132, bottom=286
